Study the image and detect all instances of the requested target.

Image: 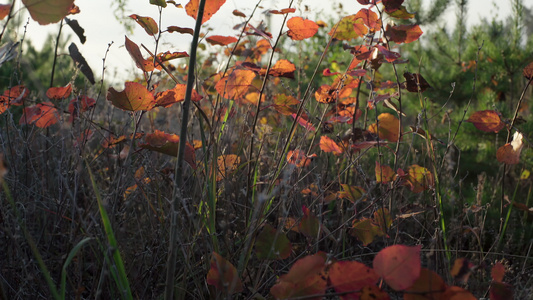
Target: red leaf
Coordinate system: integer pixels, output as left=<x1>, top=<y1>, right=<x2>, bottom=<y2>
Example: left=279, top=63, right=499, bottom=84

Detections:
left=125, top=36, right=153, bottom=72
left=287, top=17, right=319, bottom=40
left=329, top=261, right=379, bottom=298
left=354, top=8, right=381, bottom=32
left=386, top=24, right=423, bottom=44
left=255, top=223, right=292, bottom=260
left=22, top=0, right=73, bottom=25
left=491, top=262, right=505, bottom=283
left=185, top=0, right=226, bottom=24
left=403, top=72, right=431, bottom=93
left=155, top=84, right=202, bottom=108
left=206, top=35, right=238, bottom=46
left=376, top=44, right=401, bottom=62
left=167, top=26, right=194, bottom=35
left=68, top=95, right=96, bottom=122
left=496, top=132, right=524, bottom=165
left=0, top=4, right=11, bottom=20
left=206, top=252, right=243, bottom=294
left=523, top=61, right=533, bottom=80
left=323, top=68, right=340, bottom=77
left=287, top=149, right=316, bottom=168
left=106, top=81, right=155, bottom=111
left=46, top=83, right=72, bottom=100
left=383, top=0, right=404, bottom=12
left=215, top=69, right=256, bottom=102
left=19, top=102, right=59, bottom=128
left=373, top=245, right=421, bottom=291
left=270, top=252, right=327, bottom=299
left=466, top=110, right=505, bottom=133
left=129, top=14, right=158, bottom=36
left=404, top=268, right=447, bottom=300
left=269, top=8, right=296, bottom=14
left=490, top=282, right=513, bottom=300
left=360, top=286, right=390, bottom=300
left=139, top=130, right=196, bottom=169
left=319, top=135, right=343, bottom=155
left=442, top=286, right=476, bottom=300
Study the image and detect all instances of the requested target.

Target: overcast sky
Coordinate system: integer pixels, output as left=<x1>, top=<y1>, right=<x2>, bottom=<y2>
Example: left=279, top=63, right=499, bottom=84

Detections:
left=8, top=0, right=521, bottom=85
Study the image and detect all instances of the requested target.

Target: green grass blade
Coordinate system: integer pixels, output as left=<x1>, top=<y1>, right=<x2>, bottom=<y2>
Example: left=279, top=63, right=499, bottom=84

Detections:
left=85, top=160, right=133, bottom=300
left=60, top=237, right=94, bottom=299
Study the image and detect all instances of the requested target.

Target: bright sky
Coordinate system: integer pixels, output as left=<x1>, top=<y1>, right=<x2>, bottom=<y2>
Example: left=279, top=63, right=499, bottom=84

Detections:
left=7, top=0, right=519, bottom=85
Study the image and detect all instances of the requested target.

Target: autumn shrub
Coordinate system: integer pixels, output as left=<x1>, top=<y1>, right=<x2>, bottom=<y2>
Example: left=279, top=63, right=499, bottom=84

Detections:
left=0, top=0, right=532, bottom=299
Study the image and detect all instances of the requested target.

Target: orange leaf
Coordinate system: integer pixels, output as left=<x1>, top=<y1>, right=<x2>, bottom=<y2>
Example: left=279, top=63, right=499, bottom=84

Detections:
left=319, top=135, right=343, bottom=155
left=329, top=15, right=367, bottom=40
left=291, top=113, right=316, bottom=131
left=167, top=26, right=194, bottom=35
left=273, top=94, right=299, bottom=115
left=206, top=252, right=243, bottom=294
left=19, top=102, right=59, bottom=128
left=215, top=154, right=240, bottom=181
left=386, top=24, right=423, bottom=44
left=287, top=149, right=316, bottom=168
left=368, top=113, right=400, bottom=142
left=373, top=245, right=421, bottom=291
left=270, top=252, right=327, bottom=299
left=329, top=260, right=379, bottom=298
left=375, top=162, right=395, bottom=184
left=125, top=36, right=153, bottom=72
left=232, top=9, right=246, bottom=17
left=287, top=17, right=319, bottom=40
left=139, top=130, right=196, bottom=169
left=269, top=8, right=296, bottom=14
left=351, top=218, right=382, bottom=246
left=129, top=14, right=158, bottom=36
left=2, top=85, right=29, bottom=106
left=22, top=0, right=73, bottom=25
left=215, top=69, right=256, bottom=101
left=155, top=84, right=202, bottom=108
left=46, top=84, right=72, bottom=100
left=106, top=82, right=155, bottom=111
left=466, top=110, right=505, bottom=133
left=0, top=4, right=11, bottom=20
left=206, top=35, right=238, bottom=46
left=405, top=164, right=434, bottom=193
left=338, top=184, right=365, bottom=203
left=496, top=132, right=524, bottom=165
left=185, top=0, right=226, bottom=24
left=262, top=59, right=295, bottom=78
left=450, top=258, right=475, bottom=284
